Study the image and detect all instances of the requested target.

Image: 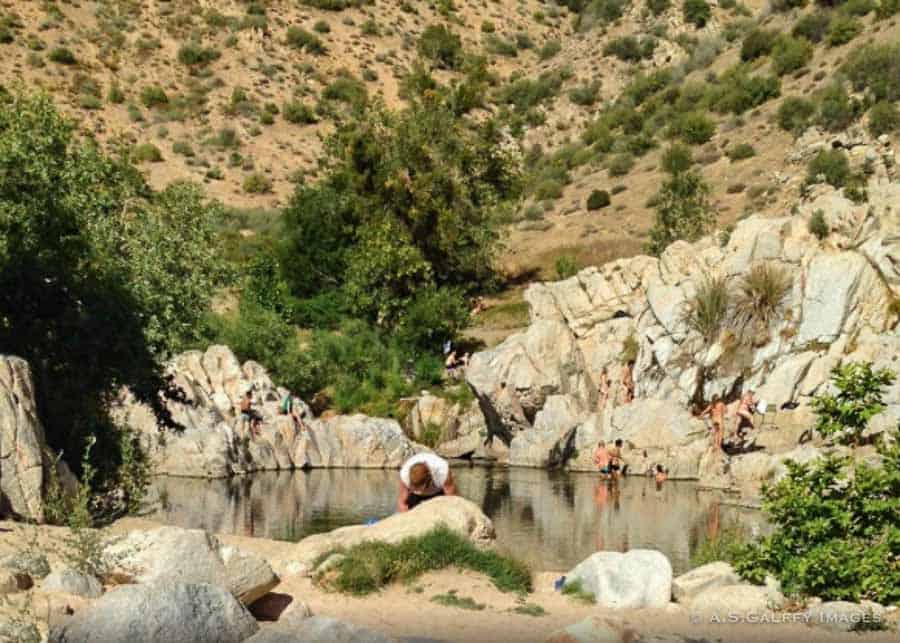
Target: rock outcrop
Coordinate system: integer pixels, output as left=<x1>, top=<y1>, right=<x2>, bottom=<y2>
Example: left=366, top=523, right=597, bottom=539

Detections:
left=111, top=345, right=421, bottom=478
left=564, top=549, right=673, bottom=609
left=49, top=582, right=259, bottom=643
left=104, top=526, right=278, bottom=605
left=671, top=562, right=741, bottom=603
left=291, top=496, right=494, bottom=573
left=247, top=616, right=397, bottom=643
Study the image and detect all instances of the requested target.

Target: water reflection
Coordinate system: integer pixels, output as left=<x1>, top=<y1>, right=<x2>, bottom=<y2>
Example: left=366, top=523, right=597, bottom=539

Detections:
left=149, top=466, right=761, bottom=574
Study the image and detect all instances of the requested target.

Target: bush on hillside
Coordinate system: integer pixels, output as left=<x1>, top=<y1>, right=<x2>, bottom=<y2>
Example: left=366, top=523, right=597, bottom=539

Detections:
left=586, top=189, right=611, bottom=210
left=177, top=42, right=220, bottom=66
left=810, top=362, right=896, bottom=445
left=607, top=153, right=635, bottom=176
left=283, top=100, right=317, bottom=124
left=647, top=170, right=713, bottom=255
left=817, top=82, right=860, bottom=131
left=740, top=28, right=778, bottom=62
left=806, top=149, right=850, bottom=187
left=681, top=273, right=730, bottom=341
left=726, top=143, right=756, bottom=161
left=569, top=81, right=601, bottom=106
left=867, top=101, right=900, bottom=136
left=777, top=96, right=817, bottom=134
left=808, top=209, right=829, bottom=239
left=841, top=43, right=900, bottom=101
left=661, top=143, right=694, bottom=174
left=300, top=0, right=370, bottom=8
left=243, top=172, right=272, bottom=194
left=669, top=111, right=716, bottom=144
left=139, top=85, right=169, bottom=108
left=322, top=75, right=368, bottom=104
left=48, top=46, right=76, bottom=64
left=286, top=26, right=326, bottom=54
left=792, top=13, right=831, bottom=43
left=706, top=65, right=781, bottom=115
left=555, top=255, right=581, bottom=279
left=647, top=0, right=672, bottom=15
left=418, top=24, right=463, bottom=69
left=539, top=40, right=562, bottom=60
left=826, top=15, right=862, bottom=46
left=131, top=143, right=163, bottom=163
left=604, top=36, right=656, bottom=62
left=771, top=34, right=813, bottom=75
left=683, top=0, right=712, bottom=27
left=732, top=263, right=792, bottom=334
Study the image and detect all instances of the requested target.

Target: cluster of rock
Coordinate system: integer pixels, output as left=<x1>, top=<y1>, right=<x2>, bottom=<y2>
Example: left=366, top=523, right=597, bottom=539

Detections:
left=110, top=345, right=423, bottom=478
left=465, top=173, right=900, bottom=497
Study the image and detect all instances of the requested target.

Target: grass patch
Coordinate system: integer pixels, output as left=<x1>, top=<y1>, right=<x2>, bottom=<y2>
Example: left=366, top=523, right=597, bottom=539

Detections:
left=681, top=273, right=730, bottom=342
left=473, top=299, right=530, bottom=330
left=431, top=590, right=485, bottom=610
left=691, top=526, right=750, bottom=567
left=513, top=602, right=547, bottom=616
left=561, top=579, right=595, bottom=604
left=314, top=525, right=532, bottom=596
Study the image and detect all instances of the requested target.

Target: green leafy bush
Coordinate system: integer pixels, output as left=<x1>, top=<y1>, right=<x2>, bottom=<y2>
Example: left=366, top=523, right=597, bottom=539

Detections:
left=733, top=263, right=792, bottom=333
left=484, top=34, right=518, bottom=57
left=683, top=0, right=711, bottom=27
left=647, top=0, right=672, bottom=15
left=131, top=143, right=163, bottom=163
left=726, top=143, right=756, bottom=161
left=48, top=46, right=76, bottom=65
left=322, top=75, right=368, bottom=104
left=140, top=85, right=169, bottom=108
left=555, top=255, right=581, bottom=279
left=177, top=42, right=220, bottom=66
left=740, top=28, right=778, bottom=62
left=286, top=27, right=326, bottom=54
left=777, top=96, right=817, bottom=134
left=733, top=423, right=900, bottom=603
left=806, top=149, right=850, bottom=187
left=792, top=13, right=831, bottom=43
left=607, top=152, right=635, bottom=176
left=771, top=34, right=813, bottom=75
left=706, top=65, right=781, bottom=115
left=243, top=172, right=272, bottom=194
left=576, top=0, right=628, bottom=29
left=867, top=100, right=900, bottom=136
left=313, top=20, right=331, bottom=33
left=808, top=209, right=828, bottom=239
left=539, top=40, right=562, bottom=60
left=586, top=189, right=611, bottom=210
left=300, top=0, right=370, bottom=8
left=647, top=170, right=713, bottom=255
left=283, top=100, right=317, bottom=124
left=418, top=24, right=463, bottom=69
left=841, top=43, right=900, bottom=101
left=604, top=36, right=656, bottom=62
left=569, top=81, right=601, bottom=106
left=669, top=111, right=716, bottom=144
left=662, top=143, right=694, bottom=174
left=811, top=362, right=896, bottom=445
left=826, top=15, right=862, bottom=46
left=817, top=82, right=859, bottom=131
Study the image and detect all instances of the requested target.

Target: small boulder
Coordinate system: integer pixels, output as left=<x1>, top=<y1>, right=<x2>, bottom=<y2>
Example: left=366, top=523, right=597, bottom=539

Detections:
left=688, top=583, right=784, bottom=617
left=104, top=526, right=278, bottom=605
left=246, top=616, right=396, bottom=643
left=807, top=600, right=887, bottom=633
left=41, top=568, right=102, bottom=599
left=545, top=616, right=636, bottom=643
left=565, top=549, right=672, bottom=609
left=671, top=562, right=740, bottom=603
left=291, top=496, right=494, bottom=572
left=49, top=582, right=259, bottom=643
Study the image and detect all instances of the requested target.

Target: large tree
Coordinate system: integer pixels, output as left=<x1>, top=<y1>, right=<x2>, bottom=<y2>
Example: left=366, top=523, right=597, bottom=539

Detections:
left=0, top=91, right=228, bottom=476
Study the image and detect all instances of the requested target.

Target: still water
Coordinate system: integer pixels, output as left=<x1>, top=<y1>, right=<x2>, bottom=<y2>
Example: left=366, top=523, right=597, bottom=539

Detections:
left=149, top=466, right=762, bottom=574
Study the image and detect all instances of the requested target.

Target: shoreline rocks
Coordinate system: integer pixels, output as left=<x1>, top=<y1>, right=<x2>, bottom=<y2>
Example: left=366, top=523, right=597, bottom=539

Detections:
left=565, top=549, right=673, bottom=609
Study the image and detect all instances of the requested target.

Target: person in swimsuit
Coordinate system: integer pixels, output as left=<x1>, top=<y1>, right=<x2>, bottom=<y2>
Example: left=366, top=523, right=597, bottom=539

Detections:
left=734, top=390, right=758, bottom=445
left=699, top=394, right=726, bottom=451
left=609, top=438, right=627, bottom=477
left=654, top=464, right=668, bottom=484
left=239, top=390, right=263, bottom=439
left=594, top=441, right=612, bottom=478
left=397, top=453, right=457, bottom=512
left=597, top=368, right=610, bottom=412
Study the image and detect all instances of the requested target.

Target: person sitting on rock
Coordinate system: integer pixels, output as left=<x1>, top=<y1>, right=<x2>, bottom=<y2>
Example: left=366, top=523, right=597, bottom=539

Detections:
left=594, top=440, right=612, bottom=478
left=239, top=390, right=263, bottom=439
left=699, top=394, right=726, bottom=451
left=397, top=453, right=457, bottom=512
left=733, top=390, right=758, bottom=445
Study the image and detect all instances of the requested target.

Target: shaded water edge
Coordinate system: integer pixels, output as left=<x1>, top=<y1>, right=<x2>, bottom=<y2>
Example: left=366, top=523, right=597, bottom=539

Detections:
left=148, top=466, right=764, bottom=574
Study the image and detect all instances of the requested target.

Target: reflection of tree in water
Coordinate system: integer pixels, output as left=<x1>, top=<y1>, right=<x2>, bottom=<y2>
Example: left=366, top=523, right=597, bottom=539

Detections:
left=478, top=466, right=510, bottom=518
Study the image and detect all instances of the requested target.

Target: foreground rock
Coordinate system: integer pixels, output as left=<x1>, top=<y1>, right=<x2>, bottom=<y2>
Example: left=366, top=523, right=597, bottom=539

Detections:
left=104, top=526, right=277, bottom=605
left=247, top=616, right=397, bottom=643
left=565, top=550, right=672, bottom=609
left=50, top=582, right=259, bottom=643
left=546, top=616, right=637, bottom=643
left=806, top=600, right=887, bottom=633
left=671, top=561, right=740, bottom=603
left=111, top=345, right=420, bottom=477
left=291, top=496, right=494, bottom=572
left=688, top=582, right=784, bottom=617
left=41, top=568, right=102, bottom=599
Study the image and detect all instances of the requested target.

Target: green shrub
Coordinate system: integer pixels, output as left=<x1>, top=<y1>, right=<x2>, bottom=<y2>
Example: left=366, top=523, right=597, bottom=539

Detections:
left=771, top=34, right=813, bottom=75
left=875, top=0, right=899, bottom=18
left=131, top=143, right=163, bottom=163
left=692, top=527, right=750, bottom=568
left=555, top=255, right=581, bottom=279
left=177, top=42, right=220, bottom=66
left=48, top=46, right=76, bottom=65
left=777, top=96, right=816, bottom=134
left=576, top=0, right=628, bottom=29
left=867, top=100, right=900, bottom=136
left=661, top=143, right=694, bottom=174
left=496, top=72, right=564, bottom=113
left=706, top=65, right=781, bottom=115
left=533, top=178, right=564, bottom=200
left=300, top=0, right=369, bottom=8
left=647, top=170, right=713, bottom=255
left=841, top=43, right=900, bottom=101
left=484, top=34, right=518, bottom=57
left=283, top=100, right=317, bottom=124
left=726, top=143, right=756, bottom=161
left=313, top=20, right=331, bottom=34
left=770, top=0, right=807, bottom=9
left=733, top=420, right=899, bottom=603
left=669, top=111, right=716, bottom=145
left=315, top=526, right=532, bottom=596
left=681, top=273, right=730, bottom=341
left=360, top=19, right=379, bottom=36
left=481, top=20, right=495, bottom=33
left=418, top=24, right=462, bottom=69
left=647, top=0, right=672, bottom=15
left=286, top=27, right=326, bottom=54
left=791, top=13, right=830, bottom=43
left=740, top=28, right=778, bottom=62
left=243, top=172, right=272, bottom=194
left=806, top=149, right=850, bottom=187
left=844, top=0, right=875, bottom=14
left=561, top=579, right=595, bottom=604
left=107, top=84, right=125, bottom=104
left=810, top=362, right=896, bottom=445
left=604, top=36, right=656, bottom=62
left=569, top=81, right=601, bottom=106
left=826, top=15, right=862, bottom=46
left=323, top=75, right=368, bottom=104
left=733, top=263, right=791, bottom=332
left=683, top=0, right=711, bottom=27
left=140, top=85, right=169, bottom=108
left=515, top=32, right=535, bottom=50
left=607, top=153, right=635, bottom=176
left=539, top=40, right=562, bottom=60
left=586, top=189, right=611, bottom=210
left=808, top=209, right=828, bottom=239
left=817, top=82, right=858, bottom=132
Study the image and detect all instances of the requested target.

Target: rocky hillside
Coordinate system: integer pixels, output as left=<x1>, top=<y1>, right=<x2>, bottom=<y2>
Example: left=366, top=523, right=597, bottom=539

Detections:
left=4, top=0, right=897, bottom=279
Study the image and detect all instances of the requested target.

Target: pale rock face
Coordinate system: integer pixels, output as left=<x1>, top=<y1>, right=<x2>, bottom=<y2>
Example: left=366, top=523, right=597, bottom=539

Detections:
left=565, top=549, right=673, bottom=609
left=41, top=569, right=102, bottom=599
left=291, top=496, right=494, bottom=572
left=509, top=395, right=583, bottom=468
left=671, top=562, right=740, bottom=603
left=245, top=616, right=397, bottom=643
left=687, top=583, right=784, bottom=617
left=806, top=600, right=887, bottom=633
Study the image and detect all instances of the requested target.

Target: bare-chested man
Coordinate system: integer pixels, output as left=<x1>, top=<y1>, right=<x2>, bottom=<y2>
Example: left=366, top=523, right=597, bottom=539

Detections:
left=734, top=390, right=758, bottom=444
left=597, top=368, right=610, bottom=411
left=621, top=362, right=635, bottom=405
left=700, top=394, right=726, bottom=451
left=594, top=441, right=612, bottom=478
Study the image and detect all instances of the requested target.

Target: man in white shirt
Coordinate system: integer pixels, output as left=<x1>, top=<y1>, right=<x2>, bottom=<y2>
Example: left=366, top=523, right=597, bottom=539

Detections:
left=397, top=453, right=457, bottom=512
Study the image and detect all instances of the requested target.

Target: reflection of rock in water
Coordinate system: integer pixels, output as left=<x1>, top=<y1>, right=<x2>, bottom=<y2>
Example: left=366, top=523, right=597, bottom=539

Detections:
left=150, top=468, right=763, bottom=574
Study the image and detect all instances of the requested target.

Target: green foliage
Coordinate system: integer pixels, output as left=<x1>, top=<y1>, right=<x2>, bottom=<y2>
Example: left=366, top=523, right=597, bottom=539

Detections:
left=806, top=149, right=850, bottom=187
left=867, top=100, right=900, bottom=136
left=826, top=15, right=862, bottom=46
left=313, top=20, right=331, bottom=34
left=733, top=428, right=900, bottom=603
left=726, top=143, right=756, bottom=161
left=107, top=84, right=125, bottom=104
left=139, top=85, right=168, bottom=108
left=669, top=111, right=716, bottom=145
left=586, top=189, right=611, bottom=210
left=706, top=65, right=781, bottom=115
left=841, top=43, right=900, bottom=101
left=322, top=75, right=368, bottom=104
left=777, top=96, right=816, bottom=134
left=575, top=0, right=629, bottom=29
left=568, top=81, right=601, bottom=106
left=418, top=24, right=463, bottom=70
left=607, top=152, right=635, bottom=176
left=0, top=91, right=228, bottom=484
left=647, top=170, right=713, bottom=255
left=243, top=172, right=272, bottom=194
left=792, top=13, right=831, bottom=43
left=732, top=263, right=792, bottom=333
left=131, top=143, right=163, bottom=163
left=283, top=100, right=317, bottom=124
left=683, top=0, right=712, bottom=27
left=647, top=0, right=672, bottom=15
left=177, top=42, right=220, bottom=66
left=484, top=34, right=518, bottom=57
left=561, top=579, right=595, bottom=604
left=681, top=273, right=730, bottom=341
left=817, top=82, right=859, bottom=131
left=300, top=0, right=370, bottom=8
left=555, top=255, right=581, bottom=280
left=539, top=40, right=562, bottom=61
left=808, top=209, right=829, bottom=239
left=691, top=527, right=750, bottom=568
left=315, top=525, right=532, bottom=596
left=740, top=28, right=778, bottom=62
left=661, top=143, right=694, bottom=174
left=496, top=72, right=564, bottom=113
left=431, top=591, right=485, bottom=610
left=48, top=46, right=76, bottom=65
left=286, top=27, right=326, bottom=54
left=604, top=36, right=656, bottom=62
left=810, top=363, right=896, bottom=445
left=419, top=422, right=443, bottom=449
left=771, top=34, right=813, bottom=75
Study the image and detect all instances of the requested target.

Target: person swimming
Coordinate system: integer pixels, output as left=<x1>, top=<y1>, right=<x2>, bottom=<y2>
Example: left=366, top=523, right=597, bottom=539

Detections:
left=654, top=464, right=668, bottom=484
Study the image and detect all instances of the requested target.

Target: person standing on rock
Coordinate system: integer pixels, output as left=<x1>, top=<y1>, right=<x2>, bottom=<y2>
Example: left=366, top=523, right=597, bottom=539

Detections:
left=621, top=361, right=635, bottom=404
left=733, top=390, right=758, bottom=446
left=239, top=390, right=263, bottom=439
left=594, top=440, right=612, bottom=478
left=609, top=438, right=627, bottom=477
left=597, top=368, right=610, bottom=411
left=699, top=395, right=726, bottom=451
left=397, top=453, right=457, bottom=512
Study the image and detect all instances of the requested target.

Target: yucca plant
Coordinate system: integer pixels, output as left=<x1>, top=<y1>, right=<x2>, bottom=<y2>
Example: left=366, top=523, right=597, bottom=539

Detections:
left=681, top=273, right=730, bottom=342
left=733, top=263, right=792, bottom=339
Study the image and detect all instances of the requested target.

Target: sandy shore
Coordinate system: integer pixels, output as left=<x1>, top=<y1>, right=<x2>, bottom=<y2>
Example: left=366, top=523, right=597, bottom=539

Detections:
left=2, top=518, right=896, bottom=643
